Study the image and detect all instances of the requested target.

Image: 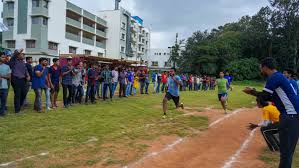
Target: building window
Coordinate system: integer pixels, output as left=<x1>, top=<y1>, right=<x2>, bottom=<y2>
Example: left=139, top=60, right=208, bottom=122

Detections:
left=32, top=0, right=40, bottom=7
left=121, top=33, right=125, bottom=40
left=142, top=39, right=145, bottom=43
left=164, top=53, right=166, bottom=55
left=159, top=53, right=161, bottom=55
left=98, top=52, right=103, bottom=57
left=121, top=46, right=125, bottom=53
left=32, top=16, right=40, bottom=24
left=167, top=53, right=170, bottom=55
left=6, top=18, right=14, bottom=26
left=42, top=17, right=48, bottom=25
left=69, top=46, right=77, bottom=54
left=48, top=42, right=58, bottom=50
left=146, top=33, right=149, bottom=37
left=139, top=36, right=142, bottom=42
left=43, top=0, right=49, bottom=9
left=121, top=22, right=126, bottom=30
left=7, top=40, right=15, bottom=48
left=146, top=41, right=148, bottom=45
left=142, top=48, right=144, bottom=52
left=84, top=50, right=91, bottom=55
left=151, top=61, right=158, bottom=67
left=26, top=40, right=36, bottom=48
left=7, top=2, right=14, bottom=10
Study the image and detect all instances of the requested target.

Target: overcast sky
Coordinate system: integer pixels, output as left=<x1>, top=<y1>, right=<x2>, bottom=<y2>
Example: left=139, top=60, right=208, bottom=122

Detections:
left=1, top=0, right=270, bottom=48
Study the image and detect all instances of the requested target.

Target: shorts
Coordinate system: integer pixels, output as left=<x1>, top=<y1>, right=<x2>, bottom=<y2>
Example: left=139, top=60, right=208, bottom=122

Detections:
left=165, top=92, right=180, bottom=107
left=218, top=93, right=227, bottom=101
left=51, top=84, right=60, bottom=93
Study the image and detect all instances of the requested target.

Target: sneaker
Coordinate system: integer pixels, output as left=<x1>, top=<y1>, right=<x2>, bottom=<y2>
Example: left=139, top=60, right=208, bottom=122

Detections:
left=180, top=103, right=184, bottom=110
left=47, top=107, right=53, bottom=111
left=163, top=115, right=167, bottom=119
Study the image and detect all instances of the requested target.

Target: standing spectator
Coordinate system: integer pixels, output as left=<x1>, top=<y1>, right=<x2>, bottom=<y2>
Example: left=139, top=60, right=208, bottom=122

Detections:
left=283, top=69, right=298, bottom=94
left=49, top=58, right=61, bottom=108
left=72, top=62, right=84, bottom=104
left=161, top=71, right=168, bottom=93
left=126, top=68, right=134, bottom=97
left=111, top=67, right=119, bottom=97
left=119, top=68, right=127, bottom=97
left=24, top=57, right=33, bottom=106
left=95, top=65, right=102, bottom=99
left=85, top=63, right=97, bottom=104
left=101, top=65, right=113, bottom=101
left=61, top=58, right=74, bottom=108
left=9, top=49, right=30, bottom=114
left=189, top=74, right=193, bottom=91
left=199, top=76, right=203, bottom=91
left=145, top=70, right=150, bottom=94
left=32, top=58, right=50, bottom=112
left=139, top=70, right=146, bottom=94
left=133, top=72, right=139, bottom=95
left=0, top=53, right=11, bottom=117
left=156, top=72, right=162, bottom=93
left=152, top=72, right=158, bottom=93
left=195, top=76, right=200, bottom=91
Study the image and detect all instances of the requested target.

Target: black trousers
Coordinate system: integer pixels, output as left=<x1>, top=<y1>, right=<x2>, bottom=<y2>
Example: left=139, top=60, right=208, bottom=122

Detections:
left=62, top=84, right=73, bottom=106
left=11, top=76, right=28, bottom=113
left=261, top=123, right=280, bottom=152
left=119, top=83, right=126, bottom=97
left=279, top=115, right=299, bottom=168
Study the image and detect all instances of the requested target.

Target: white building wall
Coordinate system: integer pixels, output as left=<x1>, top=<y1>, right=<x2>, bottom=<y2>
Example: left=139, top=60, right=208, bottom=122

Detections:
left=148, top=48, right=171, bottom=69
left=98, top=10, right=121, bottom=59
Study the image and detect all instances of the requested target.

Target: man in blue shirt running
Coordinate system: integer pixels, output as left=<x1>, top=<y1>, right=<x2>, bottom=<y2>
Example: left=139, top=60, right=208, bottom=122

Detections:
left=244, top=57, right=299, bottom=168
left=163, top=68, right=184, bottom=118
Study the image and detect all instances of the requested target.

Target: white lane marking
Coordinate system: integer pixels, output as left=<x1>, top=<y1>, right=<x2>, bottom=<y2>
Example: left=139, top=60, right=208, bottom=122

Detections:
left=123, top=138, right=184, bottom=168
left=209, top=108, right=244, bottom=128
left=124, top=108, right=244, bottom=168
left=221, top=129, right=257, bottom=168
left=0, top=152, right=49, bottom=167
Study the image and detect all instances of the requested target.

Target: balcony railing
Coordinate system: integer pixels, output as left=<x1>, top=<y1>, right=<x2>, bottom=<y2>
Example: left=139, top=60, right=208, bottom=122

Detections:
left=83, top=10, right=96, bottom=21
left=96, top=41, right=105, bottom=48
left=66, top=17, right=81, bottom=29
left=3, top=8, right=14, bottom=18
left=96, top=29, right=106, bottom=38
left=66, top=1, right=82, bottom=14
left=82, top=37, right=94, bottom=46
left=96, top=17, right=107, bottom=27
left=32, top=7, right=48, bottom=17
left=65, top=32, right=81, bottom=42
left=83, top=24, right=95, bottom=34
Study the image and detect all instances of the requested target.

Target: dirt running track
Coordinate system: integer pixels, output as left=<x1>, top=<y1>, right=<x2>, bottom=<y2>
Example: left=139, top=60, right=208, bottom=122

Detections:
left=128, top=108, right=266, bottom=168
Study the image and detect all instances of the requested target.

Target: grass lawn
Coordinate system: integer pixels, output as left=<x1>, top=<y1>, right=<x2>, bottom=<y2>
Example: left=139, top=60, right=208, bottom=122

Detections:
left=0, top=82, right=284, bottom=168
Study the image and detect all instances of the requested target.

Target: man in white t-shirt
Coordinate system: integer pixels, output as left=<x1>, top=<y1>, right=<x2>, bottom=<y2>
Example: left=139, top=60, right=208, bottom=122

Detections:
left=111, top=67, right=119, bottom=97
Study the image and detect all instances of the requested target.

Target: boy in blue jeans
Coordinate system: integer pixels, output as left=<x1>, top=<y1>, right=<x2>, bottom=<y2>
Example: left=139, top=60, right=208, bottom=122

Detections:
left=0, top=53, right=11, bottom=117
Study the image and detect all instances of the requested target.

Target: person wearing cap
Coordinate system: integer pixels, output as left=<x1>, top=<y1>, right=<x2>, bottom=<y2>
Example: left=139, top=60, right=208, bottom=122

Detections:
left=61, top=57, right=74, bottom=108
left=0, top=52, right=11, bottom=117
left=8, top=49, right=30, bottom=113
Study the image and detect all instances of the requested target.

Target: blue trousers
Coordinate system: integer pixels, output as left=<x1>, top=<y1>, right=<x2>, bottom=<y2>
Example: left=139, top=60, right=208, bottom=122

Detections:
left=0, top=89, right=8, bottom=115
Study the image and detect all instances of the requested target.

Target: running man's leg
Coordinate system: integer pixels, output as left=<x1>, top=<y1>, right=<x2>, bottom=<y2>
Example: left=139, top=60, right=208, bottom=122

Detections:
left=219, top=94, right=228, bottom=114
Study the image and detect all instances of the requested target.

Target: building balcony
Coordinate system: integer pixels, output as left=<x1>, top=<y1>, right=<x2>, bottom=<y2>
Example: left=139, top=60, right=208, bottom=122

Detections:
left=96, top=17, right=107, bottom=27
left=32, top=7, right=48, bottom=17
left=96, top=29, right=106, bottom=38
left=2, top=27, right=13, bottom=40
left=83, top=10, right=95, bottom=21
left=65, top=32, right=81, bottom=42
left=82, top=37, right=94, bottom=46
left=66, top=1, right=82, bottom=15
left=96, top=41, right=105, bottom=48
left=66, top=17, right=81, bottom=29
left=2, top=9, right=14, bottom=18
left=83, top=24, right=95, bottom=34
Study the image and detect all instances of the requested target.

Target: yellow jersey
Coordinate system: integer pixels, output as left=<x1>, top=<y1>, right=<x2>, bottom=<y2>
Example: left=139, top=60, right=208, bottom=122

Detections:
left=262, top=105, right=280, bottom=123
left=133, top=76, right=139, bottom=88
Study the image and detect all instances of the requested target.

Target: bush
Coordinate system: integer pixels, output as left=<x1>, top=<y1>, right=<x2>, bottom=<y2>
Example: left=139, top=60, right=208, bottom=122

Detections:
left=226, top=58, right=261, bottom=81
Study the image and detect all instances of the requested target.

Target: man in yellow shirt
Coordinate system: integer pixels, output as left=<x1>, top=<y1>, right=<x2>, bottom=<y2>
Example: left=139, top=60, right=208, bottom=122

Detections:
left=248, top=97, right=280, bottom=152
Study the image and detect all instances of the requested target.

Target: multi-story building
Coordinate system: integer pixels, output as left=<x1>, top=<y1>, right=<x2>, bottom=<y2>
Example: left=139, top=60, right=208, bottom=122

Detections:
left=148, top=48, right=172, bottom=71
left=1, top=0, right=107, bottom=63
left=98, top=8, right=150, bottom=62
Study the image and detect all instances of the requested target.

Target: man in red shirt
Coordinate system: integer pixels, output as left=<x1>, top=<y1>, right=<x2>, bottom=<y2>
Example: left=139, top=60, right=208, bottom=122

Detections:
left=161, top=71, right=168, bottom=93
